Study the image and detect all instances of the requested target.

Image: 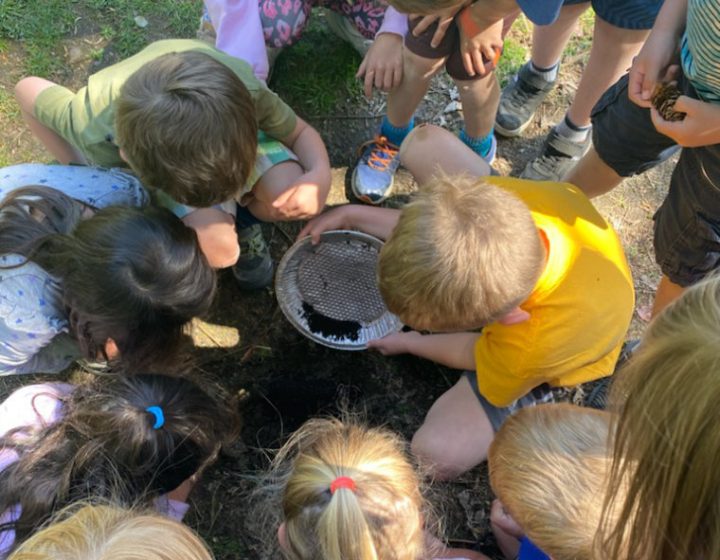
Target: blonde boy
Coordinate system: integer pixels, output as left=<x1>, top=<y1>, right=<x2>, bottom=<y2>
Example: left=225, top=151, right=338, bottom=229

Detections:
left=300, top=125, right=633, bottom=479
left=15, top=39, right=331, bottom=289
left=488, top=403, right=615, bottom=560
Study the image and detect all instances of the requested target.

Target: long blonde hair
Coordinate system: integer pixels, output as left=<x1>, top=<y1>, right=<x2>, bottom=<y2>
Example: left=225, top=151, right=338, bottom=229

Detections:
left=599, top=275, right=720, bottom=560
left=7, top=504, right=213, bottom=560
left=489, top=404, right=612, bottom=560
left=273, top=417, right=427, bottom=560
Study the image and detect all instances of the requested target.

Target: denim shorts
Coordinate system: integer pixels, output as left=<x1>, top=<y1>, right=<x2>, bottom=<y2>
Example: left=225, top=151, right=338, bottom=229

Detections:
left=591, top=72, right=720, bottom=286
left=462, top=372, right=556, bottom=432
left=562, top=0, right=661, bottom=30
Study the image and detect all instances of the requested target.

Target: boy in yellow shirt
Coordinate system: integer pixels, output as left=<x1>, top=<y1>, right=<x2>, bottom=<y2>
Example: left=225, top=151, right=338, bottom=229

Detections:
left=300, top=125, right=633, bottom=479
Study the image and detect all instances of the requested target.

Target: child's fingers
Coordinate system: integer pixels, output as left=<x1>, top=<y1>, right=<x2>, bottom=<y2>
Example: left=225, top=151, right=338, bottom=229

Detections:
left=462, top=52, right=475, bottom=77
left=356, top=56, right=367, bottom=78
left=364, top=70, right=375, bottom=98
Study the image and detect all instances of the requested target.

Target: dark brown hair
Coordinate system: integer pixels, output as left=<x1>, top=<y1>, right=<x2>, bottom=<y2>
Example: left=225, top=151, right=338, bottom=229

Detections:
left=116, top=50, right=259, bottom=207
left=0, top=374, right=240, bottom=552
left=0, top=186, right=216, bottom=371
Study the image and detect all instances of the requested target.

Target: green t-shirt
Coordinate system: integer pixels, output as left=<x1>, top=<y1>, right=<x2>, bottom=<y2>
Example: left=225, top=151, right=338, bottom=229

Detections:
left=44, top=39, right=297, bottom=168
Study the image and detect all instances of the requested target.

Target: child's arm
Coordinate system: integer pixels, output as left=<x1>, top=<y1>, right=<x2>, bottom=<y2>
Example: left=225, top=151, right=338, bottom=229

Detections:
left=356, top=8, right=407, bottom=98
left=368, top=331, right=479, bottom=371
left=628, top=0, right=688, bottom=107
left=650, top=95, right=720, bottom=147
left=297, top=204, right=401, bottom=242
left=273, top=117, right=332, bottom=220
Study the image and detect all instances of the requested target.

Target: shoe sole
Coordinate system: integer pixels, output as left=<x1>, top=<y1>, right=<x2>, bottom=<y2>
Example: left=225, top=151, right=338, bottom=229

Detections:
left=350, top=165, right=393, bottom=205
left=494, top=118, right=533, bottom=138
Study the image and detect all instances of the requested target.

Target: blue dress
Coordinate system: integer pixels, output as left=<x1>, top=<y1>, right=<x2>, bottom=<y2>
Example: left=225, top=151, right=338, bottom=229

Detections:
left=0, top=164, right=148, bottom=375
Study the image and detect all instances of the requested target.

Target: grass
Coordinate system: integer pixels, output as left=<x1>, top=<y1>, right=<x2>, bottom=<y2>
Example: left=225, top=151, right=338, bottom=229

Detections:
left=270, top=12, right=363, bottom=117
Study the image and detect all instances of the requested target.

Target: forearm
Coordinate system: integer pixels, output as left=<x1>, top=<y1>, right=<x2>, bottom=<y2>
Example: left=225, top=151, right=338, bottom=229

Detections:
left=341, top=204, right=401, bottom=240
left=406, top=332, right=479, bottom=370
left=288, top=119, right=331, bottom=184
left=468, top=0, right=519, bottom=26
left=651, top=0, right=688, bottom=38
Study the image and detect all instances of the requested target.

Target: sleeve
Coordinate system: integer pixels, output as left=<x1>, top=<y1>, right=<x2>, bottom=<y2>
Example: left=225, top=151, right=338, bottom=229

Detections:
left=0, top=382, right=72, bottom=438
left=154, top=495, right=191, bottom=521
left=473, top=324, right=546, bottom=408
left=252, top=84, right=298, bottom=140
left=377, top=7, right=408, bottom=37
left=0, top=258, right=74, bottom=376
left=206, top=0, right=270, bottom=81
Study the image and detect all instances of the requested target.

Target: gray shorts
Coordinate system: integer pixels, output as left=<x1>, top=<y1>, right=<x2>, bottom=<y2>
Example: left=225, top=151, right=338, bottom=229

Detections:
left=591, top=72, right=720, bottom=287
left=462, top=372, right=556, bottom=432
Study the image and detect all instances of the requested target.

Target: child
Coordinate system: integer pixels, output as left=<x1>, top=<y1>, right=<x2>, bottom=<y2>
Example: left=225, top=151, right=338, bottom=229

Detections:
left=299, top=124, right=634, bottom=479
left=488, top=403, right=613, bottom=560
left=0, top=164, right=215, bottom=375
left=0, top=373, right=239, bottom=556
left=496, top=0, right=660, bottom=181
left=8, top=504, right=213, bottom=560
left=565, top=0, right=720, bottom=316
left=262, top=416, right=486, bottom=560
left=597, top=274, right=720, bottom=560
left=15, top=39, right=332, bottom=289
left=201, top=0, right=408, bottom=99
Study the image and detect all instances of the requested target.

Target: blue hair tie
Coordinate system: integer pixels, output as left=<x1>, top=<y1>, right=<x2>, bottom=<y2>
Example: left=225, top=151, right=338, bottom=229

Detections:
left=145, top=406, right=165, bottom=429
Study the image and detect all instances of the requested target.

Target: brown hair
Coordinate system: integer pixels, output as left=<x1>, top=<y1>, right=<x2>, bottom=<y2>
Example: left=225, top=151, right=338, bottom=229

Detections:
left=265, top=418, right=428, bottom=560
left=598, top=275, right=720, bottom=560
left=116, top=51, right=259, bottom=207
left=8, top=504, right=214, bottom=560
left=489, top=404, right=613, bottom=560
left=378, top=174, right=544, bottom=331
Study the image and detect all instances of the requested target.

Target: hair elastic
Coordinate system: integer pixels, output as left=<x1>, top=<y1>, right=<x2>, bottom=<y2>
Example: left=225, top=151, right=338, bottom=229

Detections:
left=145, top=406, right=165, bottom=429
left=330, top=476, right=356, bottom=494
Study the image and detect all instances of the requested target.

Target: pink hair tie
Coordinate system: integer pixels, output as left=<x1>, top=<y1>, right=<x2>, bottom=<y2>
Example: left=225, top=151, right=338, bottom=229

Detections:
left=330, top=476, right=356, bottom=494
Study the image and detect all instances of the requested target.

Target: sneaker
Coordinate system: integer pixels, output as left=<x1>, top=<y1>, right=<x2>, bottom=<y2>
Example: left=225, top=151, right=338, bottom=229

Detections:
left=233, top=224, right=274, bottom=290
left=520, top=127, right=591, bottom=181
left=351, top=136, right=401, bottom=204
left=495, top=62, right=557, bottom=137
left=325, top=11, right=373, bottom=57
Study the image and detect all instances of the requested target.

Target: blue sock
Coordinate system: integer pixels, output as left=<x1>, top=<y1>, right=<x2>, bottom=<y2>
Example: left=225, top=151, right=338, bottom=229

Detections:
left=236, top=204, right=262, bottom=231
left=380, top=116, right=415, bottom=147
left=460, top=128, right=495, bottom=158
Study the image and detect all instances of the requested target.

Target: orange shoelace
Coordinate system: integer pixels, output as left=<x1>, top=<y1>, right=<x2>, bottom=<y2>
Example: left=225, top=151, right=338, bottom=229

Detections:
left=365, top=136, right=399, bottom=171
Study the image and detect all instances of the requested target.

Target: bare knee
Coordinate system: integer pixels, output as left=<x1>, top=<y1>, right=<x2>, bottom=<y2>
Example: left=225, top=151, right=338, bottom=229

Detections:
left=403, top=49, right=445, bottom=81
left=411, top=425, right=471, bottom=480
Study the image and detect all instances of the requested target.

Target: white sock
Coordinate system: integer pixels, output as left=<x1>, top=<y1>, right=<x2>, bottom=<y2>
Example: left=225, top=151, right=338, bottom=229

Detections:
left=555, top=115, right=591, bottom=143
left=528, top=60, right=559, bottom=82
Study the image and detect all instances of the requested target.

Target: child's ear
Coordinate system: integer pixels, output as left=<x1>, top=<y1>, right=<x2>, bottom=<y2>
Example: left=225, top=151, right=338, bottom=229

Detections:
left=498, top=307, right=531, bottom=326
left=104, top=338, right=120, bottom=360
left=118, top=148, right=128, bottom=163
left=277, top=522, right=289, bottom=552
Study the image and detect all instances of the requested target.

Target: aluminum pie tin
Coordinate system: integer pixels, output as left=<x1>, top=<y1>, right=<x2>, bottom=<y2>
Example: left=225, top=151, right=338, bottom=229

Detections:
left=276, top=230, right=402, bottom=350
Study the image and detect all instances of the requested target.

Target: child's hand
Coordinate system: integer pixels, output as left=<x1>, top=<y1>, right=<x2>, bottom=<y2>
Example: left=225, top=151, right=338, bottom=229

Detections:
left=458, top=15, right=503, bottom=77
left=272, top=168, right=330, bottom=220
left=367, top=330, right=422, bottom=355
left=296, top=205, right=354, bottom=243
left=650, top=95, right=720, bottom=147
left=628, top=31, right=680, bottom=108
left=410, top=3, right=465, bottom=48
left=357, top=33, right=403, bottom=98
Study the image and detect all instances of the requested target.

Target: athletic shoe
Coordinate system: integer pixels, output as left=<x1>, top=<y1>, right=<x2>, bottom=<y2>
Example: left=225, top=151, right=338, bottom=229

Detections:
left=233, top=224, right=274, bottom=290
left=495, top=62, right=557, bottom=137
left=351, top=136, right=401, bottom=204
left=520, top=127, right=591, bottom=181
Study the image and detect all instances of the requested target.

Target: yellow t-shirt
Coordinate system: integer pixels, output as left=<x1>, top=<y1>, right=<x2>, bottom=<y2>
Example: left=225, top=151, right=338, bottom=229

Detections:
left=474, top=177, right=634, bottom=407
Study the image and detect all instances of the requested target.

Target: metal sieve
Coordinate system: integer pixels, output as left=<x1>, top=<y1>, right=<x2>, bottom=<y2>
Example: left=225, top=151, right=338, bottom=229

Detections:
left=275, top=230, right=402, bottom=350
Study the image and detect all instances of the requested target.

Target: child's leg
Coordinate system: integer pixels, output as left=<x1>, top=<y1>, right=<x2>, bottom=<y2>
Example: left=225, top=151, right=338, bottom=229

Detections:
left=411, top=375, right=495, bottom=479
left=247, top=159, right=308, bottom=221
left=453, top=73, right=500, bottom=159
left=651, top=275, right=686, bottom=317
left=15, top=77, right=87, bottom=165
left=564, top=145, right=624, bottom=197
left=181, top=208, right=240, bottom=269
left=399, top=124, right=492, bottom=184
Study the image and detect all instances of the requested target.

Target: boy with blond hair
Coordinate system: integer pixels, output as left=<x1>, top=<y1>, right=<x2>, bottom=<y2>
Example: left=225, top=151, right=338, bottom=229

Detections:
left=300, top=125, right=633, bottom=479
left=15, top=39, right=331, bottom=289
left=488, top=403, right=615, bottom=560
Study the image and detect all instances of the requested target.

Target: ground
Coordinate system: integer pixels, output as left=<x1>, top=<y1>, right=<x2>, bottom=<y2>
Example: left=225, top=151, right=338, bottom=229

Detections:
left=0, top=2, right=674, bottom=558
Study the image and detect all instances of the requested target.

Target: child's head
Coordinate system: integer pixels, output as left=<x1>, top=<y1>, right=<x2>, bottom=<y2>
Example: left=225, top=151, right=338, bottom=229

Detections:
left=379, top=174, right=544, bottom=331
left=0, top=373, right=239, bottom=550
left=0, top=186, right=216, bottom=370
left=8, top=504, right=213, bottom=560
left=272, top=417, right=426, bottom=560
left=488, top=404, right=612, bottom=560
left=116, top=51, right=259, bottom=207
left=599, top=275, right=720, bottom=560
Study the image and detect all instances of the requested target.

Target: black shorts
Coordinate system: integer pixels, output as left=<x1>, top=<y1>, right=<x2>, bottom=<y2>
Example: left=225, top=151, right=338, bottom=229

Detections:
left=591, top=72, right=720, bottom=286
left=462, top=372, right=555, bottom=431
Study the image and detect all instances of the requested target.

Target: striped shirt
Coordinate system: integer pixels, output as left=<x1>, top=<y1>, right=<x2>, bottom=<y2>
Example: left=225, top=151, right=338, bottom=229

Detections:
left=681, top=0, right=720, bottom=102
